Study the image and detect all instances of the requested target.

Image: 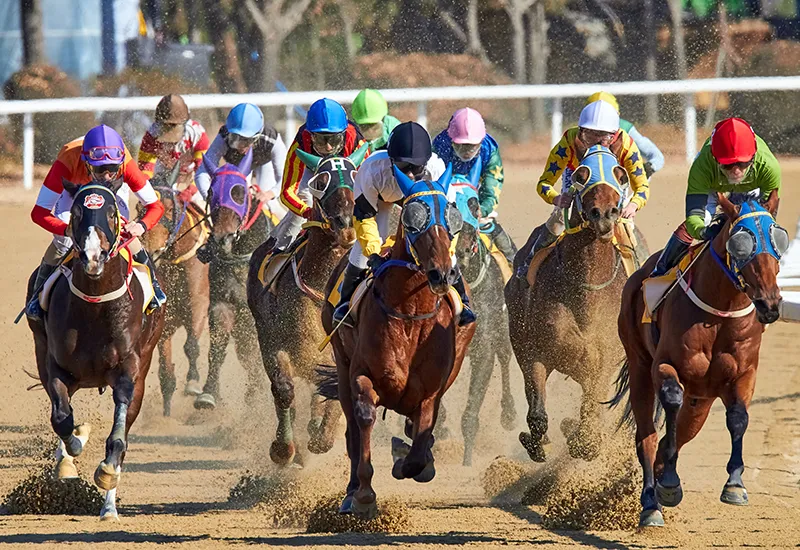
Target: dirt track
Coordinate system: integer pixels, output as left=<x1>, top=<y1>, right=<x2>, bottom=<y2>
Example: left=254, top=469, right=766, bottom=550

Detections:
left=1, top=156, right=799, bottom=549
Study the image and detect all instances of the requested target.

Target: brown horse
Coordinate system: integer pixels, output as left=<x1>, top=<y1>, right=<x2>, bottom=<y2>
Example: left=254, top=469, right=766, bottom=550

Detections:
left=505, top=145, right=635, bottom=463
left=319, top=165, right=475, bottom=519
left=26, top=183, right=164, bottom=520
left=612, top=191, right=785, bottom=527
left=247, top=146, right=366, bottom=465
left=142, top=185, right=209, bottom=416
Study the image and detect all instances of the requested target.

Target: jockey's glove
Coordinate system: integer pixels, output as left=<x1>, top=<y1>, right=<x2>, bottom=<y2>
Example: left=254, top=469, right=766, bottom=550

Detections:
left=644, top=161, right=655, bottom=179
left=367, top=253, right=386, bottom=272
left=699, top=216, right=725, bottom=242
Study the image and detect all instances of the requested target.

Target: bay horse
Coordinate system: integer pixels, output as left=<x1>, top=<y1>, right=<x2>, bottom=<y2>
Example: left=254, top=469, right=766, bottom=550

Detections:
left=505, top=145, right=634, bottom=463
left=319, top=164, right=476, bottom=519
left=246, top=144, right=368, bottom=466
left=451, top=160, right=516, bottom=467
left=193, top=151, right=273, bottom=410
left=141, top=167, right=210, bottom=416
left=26, top=183, right=164, bottom=520
left=612, top=191, right=785, bottom=527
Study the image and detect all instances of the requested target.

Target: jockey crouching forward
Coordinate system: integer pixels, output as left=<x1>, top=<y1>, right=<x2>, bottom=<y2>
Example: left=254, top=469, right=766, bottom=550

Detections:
left=650, top=117, right=782, bottom=277
left=137, top=94, right=210, bottom=209
left=27, top=125, right=166, bottom=320
left=270, top=98, right=367, bottom=251
left=194, top=103, right=288, bottom=233
left=332, top=121, right=476, bottom=327
left=516, top=99, right=649, bottom=278
left=433, top=107, right=516, bottom=267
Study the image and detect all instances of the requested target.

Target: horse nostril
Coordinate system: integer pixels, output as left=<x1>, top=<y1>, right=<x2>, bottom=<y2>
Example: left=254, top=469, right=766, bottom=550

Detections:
left=610, top=207, right=620, bottom=218
left=590, top=207, right=601, bottom=220
left=428, top=270, right=444, bottom=285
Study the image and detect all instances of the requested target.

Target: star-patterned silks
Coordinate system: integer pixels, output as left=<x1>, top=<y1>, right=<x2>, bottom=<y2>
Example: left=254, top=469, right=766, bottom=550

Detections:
left=630, top=151, right=639, bottom=164
left=555, top=146, right=567, bottom=159
left=633, top=167, right=644, bottom=177
left=547, top=161, right=560, bottom=175
left=489, top=165, right=504, bottom=180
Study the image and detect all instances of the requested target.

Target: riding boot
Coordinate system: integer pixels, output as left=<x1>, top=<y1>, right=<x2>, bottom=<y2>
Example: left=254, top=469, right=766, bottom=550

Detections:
left=650, top=234, right=691, bottom=278
left=490, top=222, right=518, bottom=266
left=332, top=263, right=367, bottom=327
left=25, top=260, right=59, bottom=321
left=134, top=249, right=167, bottom=311
left=452, top=268, right=477, bottom=326
left=515, top=230, right=558, bottom=280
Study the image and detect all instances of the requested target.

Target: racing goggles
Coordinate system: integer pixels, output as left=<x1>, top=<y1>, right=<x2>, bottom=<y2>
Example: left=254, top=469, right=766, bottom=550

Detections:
left=720, top=159, right=754, bottom=172
left=392, top=160, right=426, bottom=178
left=226, top=133, right=258, bottom=150
left=85, top=146, right=124, bottom=163
left=311, top=132, right=345, bottom=153
left=579, top=128, right=616, bottom=147
left=452, top=142, right=481, bottom=161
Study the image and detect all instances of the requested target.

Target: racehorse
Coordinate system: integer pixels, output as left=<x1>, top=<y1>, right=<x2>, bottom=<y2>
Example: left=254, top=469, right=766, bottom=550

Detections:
left=26, top=182, right=164, bottom=520
left=193, top=152, right=272, bottom=410
left=505, top=145, right=635, bottom=463
left=141, top=166, right=210, bottom=416
left=319, top=164, right=476, bottom=519
left=451, top=160, right=516, bottom=467
left=246, top=145, right=368, bottom=465
left=611, top=191, right=785, bottom=527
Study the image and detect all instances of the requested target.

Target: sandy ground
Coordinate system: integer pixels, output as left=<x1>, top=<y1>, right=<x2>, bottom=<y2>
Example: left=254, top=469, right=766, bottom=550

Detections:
left=0, top=155, right=799, bottom=549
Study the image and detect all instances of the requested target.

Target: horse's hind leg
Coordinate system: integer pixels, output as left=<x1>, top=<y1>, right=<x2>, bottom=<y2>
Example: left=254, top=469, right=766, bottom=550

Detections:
left=308, top=393, right=342, bottom=455
left=653, top=363, right=684, bottom=508
left=519, top=360, right=548, bottom=462
left=394, top=397, right=438, bottom=482
left=719, top=369, right=756, bottom=506
left=184, top=259, right=208, bottom=396
left=628, top=357, right=662, bottom=527
left=157, top=337, right=177, bottom=417
left=461, top=347, right=494, bottom=466
left=351, top=374, right=378, bottom=519
left=498, top=342, right=517, bottom=431
left=264, top=350, right=297, bottom=465
left=195, top=303, right=234, bottom=410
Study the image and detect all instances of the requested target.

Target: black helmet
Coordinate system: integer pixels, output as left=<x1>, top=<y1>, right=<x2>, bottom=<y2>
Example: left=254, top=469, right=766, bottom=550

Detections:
left=388, top=122, right=432, bottom=166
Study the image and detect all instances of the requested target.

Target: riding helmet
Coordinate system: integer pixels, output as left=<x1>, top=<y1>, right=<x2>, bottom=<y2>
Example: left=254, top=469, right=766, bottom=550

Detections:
left=352, top=89, right=388, bottom=125
left=447, top=107, right=486, bottom=144
left=306, top=98, right=348, bottom=133
left=226, top=103, right=264, bottom=138
left=388, top=122, right=432, bottom=166
left=711, top=118, right=757, bottom=165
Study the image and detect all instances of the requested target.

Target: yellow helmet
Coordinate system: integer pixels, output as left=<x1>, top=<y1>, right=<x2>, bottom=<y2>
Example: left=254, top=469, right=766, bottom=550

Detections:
left=586, top=91, right=619, bottom=114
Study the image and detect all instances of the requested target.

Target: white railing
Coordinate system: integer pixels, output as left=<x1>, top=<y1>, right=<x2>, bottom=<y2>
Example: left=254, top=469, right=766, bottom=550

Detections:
left=4, top=75, right=800, bottom=190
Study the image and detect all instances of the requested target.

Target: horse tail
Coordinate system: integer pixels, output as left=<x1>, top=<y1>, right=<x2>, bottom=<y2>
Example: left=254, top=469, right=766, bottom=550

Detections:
left=604, top=357, right=635, bottom=430
left=316, top=364, right=339, bottom=401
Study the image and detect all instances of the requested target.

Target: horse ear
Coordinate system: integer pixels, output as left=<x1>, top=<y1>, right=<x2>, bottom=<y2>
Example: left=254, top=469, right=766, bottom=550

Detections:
left=437, top=162, right=453, bottom=195
left=392, top=164, right=415, bottom=196
left=613, top=165, right=629, bottom=187
left=572, top=166, right=590, bottom=186
left=294, top=148, right=322, bottom=172
left=717, top=192, right=738, bottom=219
left=468, top=156, right=482, bottom=188
left=201, top=153, right=218, bottom=178
left=62, top=177, right=79, bottom=196
left=347, top=142, right=370, bottom=167
left=763, top=189, right=779, bottom=216
left=237, top=149, right=253, bottom=177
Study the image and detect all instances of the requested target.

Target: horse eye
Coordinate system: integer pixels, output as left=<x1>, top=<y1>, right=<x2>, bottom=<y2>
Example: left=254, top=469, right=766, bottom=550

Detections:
left=727, top=230, right=755, bottom=260
left=446, top=204, right=463, bottom=235
left=401, top=201, right=430, bottom=234
left=770, top=225, right=790, bottom=256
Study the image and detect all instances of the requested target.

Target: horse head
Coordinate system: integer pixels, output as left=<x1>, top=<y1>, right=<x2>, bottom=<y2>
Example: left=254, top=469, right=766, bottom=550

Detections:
left=295, top=142, right=369, bottom=247
left=716, top=190, right=786, bottom=324
left=394, top=163, right=461, bottom=296
left=65, top=181, right=121, bottom=278
left=204, top=151, right=252, bottom=254
left=140, top=187, right=178, bottom=260
left=571, top=145, right=627, bottom=241
left=452, top=158, right=483, bottom=272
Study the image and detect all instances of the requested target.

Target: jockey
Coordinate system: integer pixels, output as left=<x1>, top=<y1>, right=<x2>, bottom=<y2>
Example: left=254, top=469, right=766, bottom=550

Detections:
left=194, top=103, right=288, bottom=225
left=351, top=88, right=401, bottom=151
left=137, top=94, right=210, bottom=209
left=271, top=98, right=367, bottom=250
left=517, top=99, right=649, bottom=278
left=432, top=107, right=516, bottom=266
left=27, top=125, right=166, bottom=320
left=332, top=121, right=476, bottom=327
left=586, top=91, right=665, bottom=178
left=650, top=117, right=781, bottom=277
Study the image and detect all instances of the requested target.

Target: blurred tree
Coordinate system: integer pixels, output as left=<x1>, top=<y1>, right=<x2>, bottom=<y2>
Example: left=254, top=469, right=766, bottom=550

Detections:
left=643, top=0, right=659, bottom=123
left=438, top=0, right=490, bottom=64
left=502, top=0, right=540, bottom=84
left=528, top=0, right=548, bottom=130
left=202, top=0, right=246, bottom=93
left=20, top=0, right=45, bottom=66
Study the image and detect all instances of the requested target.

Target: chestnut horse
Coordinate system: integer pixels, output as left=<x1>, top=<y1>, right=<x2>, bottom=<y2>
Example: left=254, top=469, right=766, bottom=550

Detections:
left=612, top=191, right=785, bottom=527
left=26, top=183, right=164, bottom=520
left=142, top=179, right=210, bottom=416
left=319, top=165, right=475, bottom=519
left=247, top=145, right=367, bottom=466
left=505, top=145, right=636, bottom=463
left=193, top=151, right=272, bottom=410
left=451, top=161, right=516, bottom=467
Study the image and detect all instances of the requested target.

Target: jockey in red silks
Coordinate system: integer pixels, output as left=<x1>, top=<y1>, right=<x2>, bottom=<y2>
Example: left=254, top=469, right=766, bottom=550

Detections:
left=27, top=124, right=166, bottom=320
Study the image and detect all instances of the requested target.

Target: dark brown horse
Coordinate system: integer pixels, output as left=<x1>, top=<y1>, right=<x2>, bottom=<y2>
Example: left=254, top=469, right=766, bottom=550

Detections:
left=26, top=183, right=164, bottom=520
left=247, top=146, right=367, bottom=466
left=142, top=184, right=209, bottom=416
left=193, top=153, right=272, bottom=410
left=612, top=191, right=785, bottom=527
left=319, top=165, right=475, bottom=519
left=505, top=145, right=635, bottom=463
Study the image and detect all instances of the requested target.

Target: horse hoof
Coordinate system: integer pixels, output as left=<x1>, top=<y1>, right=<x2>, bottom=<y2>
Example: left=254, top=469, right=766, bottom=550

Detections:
left=560, top=417, right=578, bottom=437
left=184, top=380, right=203, bottom=396
left=194, top=393, right=217, bottom=410
left=391, top=437, right=411, bottom=463
left=500, top=403, right=517, bottom=431
left=519, top=432, right=546, bottom=462
left=656, top=481, right=683, bottom=507
left=339, top=494, right=354, bottom=514
left=413, top=460, right=436, bottom=483
left=391, top=458, right=406, bottom=480
left=720, top=485, right=749, bottom=506
left=269, top=441, right=296, bottom=465
left=56, top=457, right=78, bottom=480
left=307, top=436, right=334, bottom=455
left=567, top=435, right=601, bottom=462
left=639, top=508, right=665, bottom=527
left=100, top=504, right=119, bottom=522
left=162, top=402, right=171, bottom=417
left=93, top=462, right=120, bottom=491
left=352, top=498, right=378, bottom=520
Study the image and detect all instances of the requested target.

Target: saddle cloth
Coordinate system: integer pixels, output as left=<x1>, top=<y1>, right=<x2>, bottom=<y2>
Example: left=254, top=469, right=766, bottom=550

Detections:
left=641, top=242, right=707, bottom=323
left=257, top=239, right=308, bottom=294
left=478, top=233, right=513, bottom=283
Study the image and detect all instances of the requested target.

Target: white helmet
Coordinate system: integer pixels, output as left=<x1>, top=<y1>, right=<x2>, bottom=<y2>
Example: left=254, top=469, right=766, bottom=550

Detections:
left=579, top=100, right=620, bottom=133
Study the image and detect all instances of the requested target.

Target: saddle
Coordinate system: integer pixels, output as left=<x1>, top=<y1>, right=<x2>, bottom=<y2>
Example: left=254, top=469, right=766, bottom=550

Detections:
left=641, top=242, right=707, bottom=323
left=256, top=236, right=309, bottom=295
left=478, top=233, right=513, bottom=282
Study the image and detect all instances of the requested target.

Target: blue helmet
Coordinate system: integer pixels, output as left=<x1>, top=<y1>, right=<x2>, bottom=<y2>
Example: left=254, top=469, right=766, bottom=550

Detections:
left=306, top=98, right=347, bottom=133
left=226, top=103, right=264, bottom=138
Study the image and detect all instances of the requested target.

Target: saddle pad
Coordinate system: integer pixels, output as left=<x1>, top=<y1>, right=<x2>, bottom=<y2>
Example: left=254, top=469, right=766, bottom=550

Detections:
left=526, top=242, right=557, bottom=288
left=257, top=240, right=307, bottom=290
left=39, top=264, right=68, bottom=312
left=479, top=233, right=513, bottom=283
left=641, top=243, right=706, bottom=323
left=120, top=248, right=155, bottom=313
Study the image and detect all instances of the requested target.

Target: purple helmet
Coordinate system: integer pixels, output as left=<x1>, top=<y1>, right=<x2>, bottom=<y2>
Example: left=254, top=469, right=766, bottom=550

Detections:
left=81, top=125, right=126, bottom=166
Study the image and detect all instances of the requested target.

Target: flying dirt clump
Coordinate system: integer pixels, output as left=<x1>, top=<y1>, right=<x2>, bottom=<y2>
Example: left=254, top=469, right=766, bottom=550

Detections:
left=306, top=495, right=409, bottom=533
left=481, top=455, right=528, bottom=499
left=1, top=467, right=104, bottom=515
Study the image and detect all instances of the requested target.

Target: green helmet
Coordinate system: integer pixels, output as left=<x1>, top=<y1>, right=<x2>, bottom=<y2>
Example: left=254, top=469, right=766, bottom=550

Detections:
left=352, top=89, right=388, bottom=125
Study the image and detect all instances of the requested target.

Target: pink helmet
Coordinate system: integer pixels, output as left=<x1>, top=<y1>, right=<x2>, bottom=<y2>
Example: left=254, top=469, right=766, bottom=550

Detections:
left=447, top=108, right=486, bottom=144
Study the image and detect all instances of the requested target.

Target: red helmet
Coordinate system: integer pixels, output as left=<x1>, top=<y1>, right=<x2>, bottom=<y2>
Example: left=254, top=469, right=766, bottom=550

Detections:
left=710, top=118, right=756, bottom=164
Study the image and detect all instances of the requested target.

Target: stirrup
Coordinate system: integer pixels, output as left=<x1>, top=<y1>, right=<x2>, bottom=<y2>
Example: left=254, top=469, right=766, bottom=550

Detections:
left=459, top=305, right=477, bottom=326
left=25, top=298, right=43, bottom=321
left=332, top=302, right=354, bottom=328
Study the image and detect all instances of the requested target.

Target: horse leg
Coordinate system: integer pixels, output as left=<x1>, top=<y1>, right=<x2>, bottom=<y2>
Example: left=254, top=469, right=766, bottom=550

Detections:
left=628, top=357, right=662, bottom=527
left=653, top=363, right=684, bottom=508
left=351, top=374, right=378, bottom=519
left=183, top=334, right=202, bottom=396
left=157, top=337, right=176, bottom=417
left=235, top=313, right=266, bottom=407
left=308, top=392, right=342, bottom=455
left=498, top=342, right=517, bottom=431
left=183, top=259, right=208, bottom=395
left=393, top=397, right=438, bottom=482
left=519, top=360, right=548, bottom=462
left=46, top=365, right=90, bottom=479
left=338, top=368, right=362, bottom=515
left=195, top=303, right=233, bottom=409
left=566, top=377, right=604, bottom=461
left=461, top=347, right=494, bottom=466
left=266, top=351, right=296, bottom=465
left=720, top=369, right=756, bottom=506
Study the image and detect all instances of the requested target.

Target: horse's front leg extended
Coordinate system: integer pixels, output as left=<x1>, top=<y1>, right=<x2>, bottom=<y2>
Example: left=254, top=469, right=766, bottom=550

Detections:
left=393, top=396, right=438, bottom=483
left=157, top=337, right=176, bottom=416
left=461, top=345, right=494, bottom=466
left=720, top=369, right=755, bottom=506
left=184, top=259, right=209, bottom=389
left=265, top=350, right=296, bottom=465
left=519, top=360, right=548, bottom=462
left=95, top=364, right=137, bottom=493
left=352, top=374, right=378, bottom=520
left=653, top=363, right=684, bottom=508
left=195, top=303, right=234, bottom=409
left=567, top=375, right=605, bottom=461
left=47, top=364, right=90, bottom=479
left=629, top=356, right=662, bottom=527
